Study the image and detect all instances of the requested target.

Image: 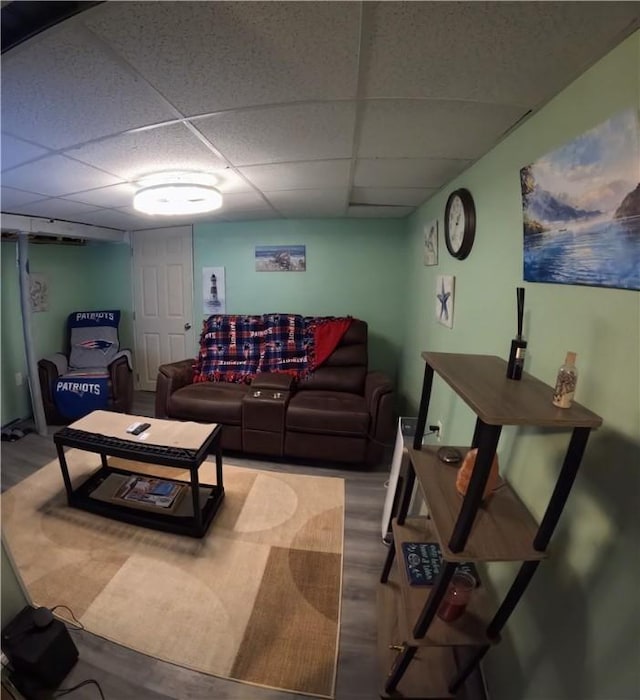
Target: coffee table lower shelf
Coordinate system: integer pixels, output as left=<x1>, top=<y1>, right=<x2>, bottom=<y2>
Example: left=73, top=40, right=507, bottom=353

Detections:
left=70, top=465, right=224, bottom=538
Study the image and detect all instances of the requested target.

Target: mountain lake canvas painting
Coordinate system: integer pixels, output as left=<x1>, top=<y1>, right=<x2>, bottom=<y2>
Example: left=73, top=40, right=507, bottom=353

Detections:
left=520, top=109, right=640, bottom=290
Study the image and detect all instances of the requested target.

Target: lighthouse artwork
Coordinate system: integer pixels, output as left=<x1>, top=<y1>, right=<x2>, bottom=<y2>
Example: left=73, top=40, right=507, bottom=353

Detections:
left=202, top=267, right=226, bottom=314
left=210, top=272, right=220, bottom=306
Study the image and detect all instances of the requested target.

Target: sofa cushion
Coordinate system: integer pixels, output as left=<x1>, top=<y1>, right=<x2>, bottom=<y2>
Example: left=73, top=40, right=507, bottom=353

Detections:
left=286, top=391, right=370, bottom=437
left=168, top=383, right=249, bottom=424
left=297, top=366, right=367, bottom=394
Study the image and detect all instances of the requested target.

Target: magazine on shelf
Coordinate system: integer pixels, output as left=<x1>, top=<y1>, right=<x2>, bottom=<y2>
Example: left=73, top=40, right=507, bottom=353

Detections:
left=114, top=475, right=185, bottom=509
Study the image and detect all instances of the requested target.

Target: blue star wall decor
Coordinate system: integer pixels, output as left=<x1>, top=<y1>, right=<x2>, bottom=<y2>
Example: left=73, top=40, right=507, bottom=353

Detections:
left=435, top=275, right=455, bottom=328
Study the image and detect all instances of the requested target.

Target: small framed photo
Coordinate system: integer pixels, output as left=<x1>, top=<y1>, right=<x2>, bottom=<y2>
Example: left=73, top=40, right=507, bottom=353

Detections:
left=436, top=275, right=455, bottom=328
left=423, top=220, right=438, bottom=266
left=255, top=245, right=306, bottom=272
left=203, top=266, right=226, bottom=314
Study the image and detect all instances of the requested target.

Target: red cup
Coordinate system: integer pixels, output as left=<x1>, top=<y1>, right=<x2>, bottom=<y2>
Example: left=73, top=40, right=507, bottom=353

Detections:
left=437, top=571, right=476, bottom=622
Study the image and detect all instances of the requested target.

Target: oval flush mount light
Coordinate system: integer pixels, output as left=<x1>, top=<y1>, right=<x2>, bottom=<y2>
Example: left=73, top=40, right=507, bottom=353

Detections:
left=133, top=171, right=223, bottom=216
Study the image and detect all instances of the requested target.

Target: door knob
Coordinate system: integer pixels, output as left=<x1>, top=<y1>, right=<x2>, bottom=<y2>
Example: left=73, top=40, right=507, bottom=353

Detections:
left=184, top=323, right=192, bottom=330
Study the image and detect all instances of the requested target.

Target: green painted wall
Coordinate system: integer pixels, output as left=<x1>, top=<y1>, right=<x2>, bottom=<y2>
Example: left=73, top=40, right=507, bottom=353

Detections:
left=193, top=219, right=407, bottom=382
left=1, top=31, right=637, bottom=698
left=1, top=243, right=30, bottom=422
left=0, top=240, right=133, bottom=426
left=402, top=32, right=639, bottom=700
left=1, top=538, right=29, bottom=628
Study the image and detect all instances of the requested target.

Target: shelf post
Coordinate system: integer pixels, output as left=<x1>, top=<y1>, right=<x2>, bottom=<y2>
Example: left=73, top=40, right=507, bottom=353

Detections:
left=448, top=420, right=502, bottom=553
left=470, top=417, right=482, bottom=448
left=383, top=644, right=418, bottom=694
left=412, top=561, right=457, bottom=638
left=533, top=426, right=592, bottom=551
left=449, top=644, right=491, bottom=694
left=413, top=361, right=434, bottom=450
left=380, top=539, right=396, bottom=584
left=487, top=560, right=540, bottom=638
left=396, top=462, right=415, bottom=526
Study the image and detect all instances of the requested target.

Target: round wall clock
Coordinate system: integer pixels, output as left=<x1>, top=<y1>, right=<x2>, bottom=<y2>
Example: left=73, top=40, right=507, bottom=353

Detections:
left=444, top=188, right=476, bottom=260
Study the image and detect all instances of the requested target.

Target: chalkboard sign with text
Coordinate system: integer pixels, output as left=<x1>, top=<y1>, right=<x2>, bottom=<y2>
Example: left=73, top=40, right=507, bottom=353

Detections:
left=401, top=542, right=480, bottom=587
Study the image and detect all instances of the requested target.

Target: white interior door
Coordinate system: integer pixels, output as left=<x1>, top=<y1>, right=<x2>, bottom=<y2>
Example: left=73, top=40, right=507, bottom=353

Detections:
left=132, top=226, right=195, bottom=391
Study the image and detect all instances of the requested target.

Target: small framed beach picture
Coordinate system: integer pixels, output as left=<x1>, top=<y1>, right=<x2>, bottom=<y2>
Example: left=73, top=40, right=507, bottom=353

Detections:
left=424, top=219, right=438, bottom=266
left=435, top=275, right=455, bottom=328
left=255, top=245, right=306, bottom=272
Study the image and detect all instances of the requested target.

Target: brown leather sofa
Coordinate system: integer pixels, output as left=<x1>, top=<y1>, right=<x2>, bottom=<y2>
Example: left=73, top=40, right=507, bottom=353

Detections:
left=155, top=319, right=395, bottom=465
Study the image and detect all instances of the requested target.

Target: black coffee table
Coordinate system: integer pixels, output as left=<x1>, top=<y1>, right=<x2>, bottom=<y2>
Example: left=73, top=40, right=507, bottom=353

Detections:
left=53, top=411, right=223, bottom=538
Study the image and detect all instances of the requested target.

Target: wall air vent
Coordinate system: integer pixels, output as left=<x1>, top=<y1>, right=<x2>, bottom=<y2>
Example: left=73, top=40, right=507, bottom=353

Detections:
left=1, top=232, right=86, bottom=245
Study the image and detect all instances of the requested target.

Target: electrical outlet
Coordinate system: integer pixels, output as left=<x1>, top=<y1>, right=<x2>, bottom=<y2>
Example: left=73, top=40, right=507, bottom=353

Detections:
left=14, top=372, right=23, bottom=386
left=436, top=420, right=443, bottom=442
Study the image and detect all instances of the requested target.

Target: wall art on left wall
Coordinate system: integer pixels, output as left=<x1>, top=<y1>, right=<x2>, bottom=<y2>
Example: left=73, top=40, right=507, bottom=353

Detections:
left=29, top=273, right=49, bottom=312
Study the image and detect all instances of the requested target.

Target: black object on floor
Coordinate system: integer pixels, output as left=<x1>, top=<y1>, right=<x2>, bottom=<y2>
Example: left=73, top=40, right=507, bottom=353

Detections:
left=1, top=605, right=79, bottom=690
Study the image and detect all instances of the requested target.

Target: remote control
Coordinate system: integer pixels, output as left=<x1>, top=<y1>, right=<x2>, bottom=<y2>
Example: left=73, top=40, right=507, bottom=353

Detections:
left=130, top=423, right=150, bottom=435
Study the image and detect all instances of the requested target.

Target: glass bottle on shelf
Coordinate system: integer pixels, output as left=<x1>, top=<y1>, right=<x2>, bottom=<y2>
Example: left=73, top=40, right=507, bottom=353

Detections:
left=552, top=352, right=578, bottom=408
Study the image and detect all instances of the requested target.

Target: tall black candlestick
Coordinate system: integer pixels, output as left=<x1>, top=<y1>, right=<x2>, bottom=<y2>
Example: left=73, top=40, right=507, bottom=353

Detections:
left=506, top=287, right=527, bottom=380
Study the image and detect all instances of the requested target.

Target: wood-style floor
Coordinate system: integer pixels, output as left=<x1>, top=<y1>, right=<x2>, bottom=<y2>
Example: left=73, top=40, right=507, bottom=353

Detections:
left=1, top=393, right=393, bottom=700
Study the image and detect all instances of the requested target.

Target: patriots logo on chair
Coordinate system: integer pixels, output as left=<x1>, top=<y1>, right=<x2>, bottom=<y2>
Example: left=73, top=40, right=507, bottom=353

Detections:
left=78, top=339, right=114, bottom=352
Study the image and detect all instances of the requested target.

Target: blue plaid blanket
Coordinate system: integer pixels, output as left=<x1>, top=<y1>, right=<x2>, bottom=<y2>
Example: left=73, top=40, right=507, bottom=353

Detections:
left=193, top=314, right=350, bottom=383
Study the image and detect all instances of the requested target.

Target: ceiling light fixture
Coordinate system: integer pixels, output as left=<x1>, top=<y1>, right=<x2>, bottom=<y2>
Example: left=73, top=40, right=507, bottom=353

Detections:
left=133, top=171, right=223, bottom=216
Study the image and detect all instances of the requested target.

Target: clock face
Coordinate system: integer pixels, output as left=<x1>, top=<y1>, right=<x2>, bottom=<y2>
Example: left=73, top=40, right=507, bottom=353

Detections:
left=447, top=195, right=465, bottom=253
left=444, top=188, right=476, bottom=260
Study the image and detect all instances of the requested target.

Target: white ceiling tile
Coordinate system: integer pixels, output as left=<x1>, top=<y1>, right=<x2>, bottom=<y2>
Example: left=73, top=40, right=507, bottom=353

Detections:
left=77, top=208, right=144, bottom=231
left=350, top=187, right=435, bottom=207
left=65, top=183, right=138, bottom=209
left=265, top=189, right=347, bottom=218
left=1, top=0, right=637, bottom=227
left=361, top=2, right=640, bottom=105
left=221, top=211, right=280, bottom=222
left=2, top=155, right=123, bottom=197
left=1, top=134, right=50, bottom=171
left=239, top=160, right=352, bottom=191
left=117, top=205, right=227, bottom=228
left=218, top=192, right=273, bottom=213
left=67, top=123, right=227, bottom=181
left=354, top=158, right=471, bottom=189
left=1, top=24, right=176, bottom=150
left=84, top=2, right=361, bottom=114
left=358, top=100, right=526, bottom=160
left=214, top=170, right=255, bottom=195
left=9, top=198, right=101, bottom=219
left=348, top=205, right=414, bottom=219
left=1, top=187, right=46, bottom=210
left=195, top=103, right=356, bottom=166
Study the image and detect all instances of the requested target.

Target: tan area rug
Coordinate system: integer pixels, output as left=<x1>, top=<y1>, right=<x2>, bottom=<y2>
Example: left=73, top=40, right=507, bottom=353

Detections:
left=1, top=450, right=345, bottom=698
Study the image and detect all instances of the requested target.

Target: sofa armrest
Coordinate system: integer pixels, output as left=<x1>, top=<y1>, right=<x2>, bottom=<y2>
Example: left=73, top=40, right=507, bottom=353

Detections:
left=38, top=354, right=68, bottom=405
left=108, top=354, right=133, bottom=412
left=251, top=373, right=295, bottom=391
left=40, top=353, right=68, bottom=378
left=155, top=359, right=196, bottom=418
left=365, top=371, right=395, bottom=442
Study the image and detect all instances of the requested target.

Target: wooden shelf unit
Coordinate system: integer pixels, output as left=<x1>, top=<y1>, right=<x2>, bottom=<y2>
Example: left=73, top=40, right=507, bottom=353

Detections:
left=390, top=518, right=495, bottom=647
left=408, top=446, right=545, bottom=562
left=377, top=352, right=602, bottom=699
left=377, top=581, right=457, bottom=700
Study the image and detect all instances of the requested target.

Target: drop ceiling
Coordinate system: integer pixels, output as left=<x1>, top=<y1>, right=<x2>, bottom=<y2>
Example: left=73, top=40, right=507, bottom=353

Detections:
left=1, top=1, right=639, bottom=231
